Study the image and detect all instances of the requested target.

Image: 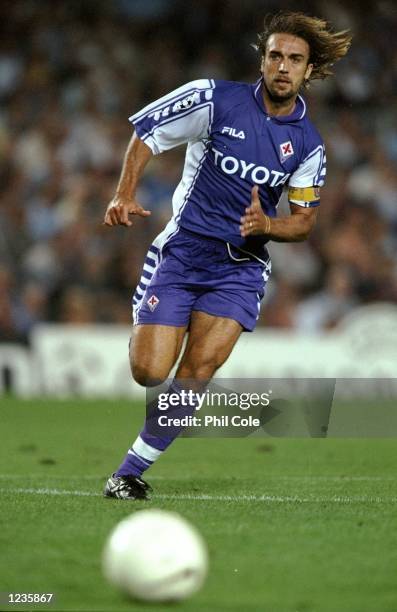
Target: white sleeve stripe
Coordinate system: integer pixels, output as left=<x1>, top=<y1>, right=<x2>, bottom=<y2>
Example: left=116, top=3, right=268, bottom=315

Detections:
left=314, top=146, right=325, bottom=185
left=135, top=102, right=213, bottom=141
left=130, top=86, right=198, bottom=123
left=302, top=144, right=323, bottom=164
left=130, top=79, right=214, bottom=123
left=288, top=145, right=326, bottom=189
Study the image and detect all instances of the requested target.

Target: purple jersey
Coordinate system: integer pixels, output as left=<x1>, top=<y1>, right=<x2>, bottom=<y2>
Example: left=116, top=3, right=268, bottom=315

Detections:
left=130, top=78, right=326, bottom=263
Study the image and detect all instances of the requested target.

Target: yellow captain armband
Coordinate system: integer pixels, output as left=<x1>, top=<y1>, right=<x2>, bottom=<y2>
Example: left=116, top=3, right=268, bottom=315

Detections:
left=288, top=186, right=321, bottom=207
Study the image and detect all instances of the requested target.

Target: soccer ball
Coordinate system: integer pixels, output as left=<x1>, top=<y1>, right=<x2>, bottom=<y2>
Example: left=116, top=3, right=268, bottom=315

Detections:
left=102, top=509, right=208, bottom=602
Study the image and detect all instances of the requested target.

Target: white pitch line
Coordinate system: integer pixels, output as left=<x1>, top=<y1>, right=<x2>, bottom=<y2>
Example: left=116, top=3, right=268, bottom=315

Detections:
left=6, top=475, right=192, bottom=481
left=156, top=493, right=397, bottom=504
left=0, top=474, right=105, bottom=481
left=0, top=487, right=100, bottom=497
left=0, top=474, right=396, bottom=482
left=1, top=487, right=397, bottom=504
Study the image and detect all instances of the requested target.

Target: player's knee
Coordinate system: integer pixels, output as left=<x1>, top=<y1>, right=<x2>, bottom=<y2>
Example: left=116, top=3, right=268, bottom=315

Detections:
left=131, top=361, right=168, bottom=387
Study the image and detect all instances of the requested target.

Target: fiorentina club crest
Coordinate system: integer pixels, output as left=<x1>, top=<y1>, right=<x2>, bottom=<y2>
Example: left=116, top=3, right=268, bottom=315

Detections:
left=147, top=294, right=160, bottom=312
left=280, top=140, right=294, bottom=162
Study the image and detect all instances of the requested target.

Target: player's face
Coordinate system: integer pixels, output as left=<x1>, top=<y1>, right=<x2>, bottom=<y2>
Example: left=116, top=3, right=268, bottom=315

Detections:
left=261, top=33, right=313, bottom=103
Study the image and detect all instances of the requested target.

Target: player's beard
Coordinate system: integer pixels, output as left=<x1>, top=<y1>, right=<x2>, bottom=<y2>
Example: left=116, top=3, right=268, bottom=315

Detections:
left=264, top=80, right=297, bottom=104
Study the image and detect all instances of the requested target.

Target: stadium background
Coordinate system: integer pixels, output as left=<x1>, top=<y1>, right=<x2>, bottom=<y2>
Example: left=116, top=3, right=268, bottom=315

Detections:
left=1, top=0, right=396, bottom=346
left=1, top=5, right=397, bottom=611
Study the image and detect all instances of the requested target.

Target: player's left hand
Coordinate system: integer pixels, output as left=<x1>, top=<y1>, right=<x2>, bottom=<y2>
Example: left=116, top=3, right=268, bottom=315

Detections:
left=240, top=186, right=271, bottom=237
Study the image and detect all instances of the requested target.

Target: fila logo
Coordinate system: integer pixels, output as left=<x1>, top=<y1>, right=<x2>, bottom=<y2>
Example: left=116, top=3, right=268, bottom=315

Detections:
left=222, top=126, right=246, bottom=139
left=280, top=141, right=294, bottom=162
left=147, top=295, right=160, bottom=312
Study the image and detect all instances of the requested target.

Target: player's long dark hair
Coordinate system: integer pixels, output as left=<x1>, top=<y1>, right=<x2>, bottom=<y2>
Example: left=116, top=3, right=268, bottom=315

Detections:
left=256, top=12, right=352, bottom=83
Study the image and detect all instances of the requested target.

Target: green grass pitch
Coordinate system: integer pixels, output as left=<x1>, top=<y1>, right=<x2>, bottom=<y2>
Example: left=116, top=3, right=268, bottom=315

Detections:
left=1, top=397, right=397, bottom=612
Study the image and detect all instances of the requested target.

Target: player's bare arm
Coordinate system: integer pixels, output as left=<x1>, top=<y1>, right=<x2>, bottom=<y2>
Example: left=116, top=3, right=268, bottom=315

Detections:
left=240, top=185, right=317, bottom=242
left=104, top=133, right=152, bottom=227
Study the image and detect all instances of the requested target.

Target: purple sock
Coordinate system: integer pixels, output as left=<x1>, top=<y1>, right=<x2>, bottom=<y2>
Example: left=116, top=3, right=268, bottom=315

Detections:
left=115, top=380, right=197, bottom=478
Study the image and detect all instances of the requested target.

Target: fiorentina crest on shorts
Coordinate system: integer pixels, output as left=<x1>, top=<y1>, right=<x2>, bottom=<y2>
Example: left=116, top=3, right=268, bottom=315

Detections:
left=279, top=140, right=294, bottom=162
left=147, top=294, right=160, bottom=312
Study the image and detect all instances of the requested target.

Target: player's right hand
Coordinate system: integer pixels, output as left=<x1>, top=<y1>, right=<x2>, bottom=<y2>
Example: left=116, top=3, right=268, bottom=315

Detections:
left=103, top=195, right=151, bottom=227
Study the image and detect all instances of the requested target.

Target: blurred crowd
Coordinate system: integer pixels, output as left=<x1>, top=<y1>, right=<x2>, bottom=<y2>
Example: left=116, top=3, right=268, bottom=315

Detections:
left=0, top=0, right=396, bottom=342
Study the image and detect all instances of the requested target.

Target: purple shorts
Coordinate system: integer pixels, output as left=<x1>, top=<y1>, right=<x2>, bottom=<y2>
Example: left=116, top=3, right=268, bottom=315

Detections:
left=132, top=228, right=271, bottom=331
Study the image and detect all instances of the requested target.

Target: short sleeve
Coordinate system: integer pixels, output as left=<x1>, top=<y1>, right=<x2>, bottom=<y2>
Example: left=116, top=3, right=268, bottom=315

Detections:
left=288, top=144, right=326, bottom=188
left=129, top=80, right=216, bottom=155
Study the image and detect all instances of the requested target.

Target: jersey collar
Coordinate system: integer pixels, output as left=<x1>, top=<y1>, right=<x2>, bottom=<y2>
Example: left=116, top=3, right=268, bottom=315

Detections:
left=252, top=77, right=306, bottom=122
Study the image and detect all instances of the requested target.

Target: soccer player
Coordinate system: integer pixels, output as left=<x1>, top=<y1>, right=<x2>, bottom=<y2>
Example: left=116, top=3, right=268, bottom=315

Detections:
left=103, top=12, right=351, bottom=499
